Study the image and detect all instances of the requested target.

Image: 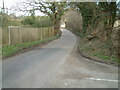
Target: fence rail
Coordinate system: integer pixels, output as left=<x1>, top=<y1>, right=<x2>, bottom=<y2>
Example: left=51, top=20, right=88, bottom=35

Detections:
left=1, top=27, right=55, bottom=46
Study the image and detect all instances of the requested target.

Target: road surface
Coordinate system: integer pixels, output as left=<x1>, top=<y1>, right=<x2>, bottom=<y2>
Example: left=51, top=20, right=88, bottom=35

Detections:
left=2, top=29, right=119, bottom=88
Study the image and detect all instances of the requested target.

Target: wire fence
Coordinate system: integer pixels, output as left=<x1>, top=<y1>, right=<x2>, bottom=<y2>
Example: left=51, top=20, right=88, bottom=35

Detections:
left=2, top=27, right=55, bottom=46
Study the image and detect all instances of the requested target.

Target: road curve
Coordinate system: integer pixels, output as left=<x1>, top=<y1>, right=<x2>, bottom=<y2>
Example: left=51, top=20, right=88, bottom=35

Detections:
left=2, top=29, right=119, bottom=88
left=2, top=29, right=77, bottom=88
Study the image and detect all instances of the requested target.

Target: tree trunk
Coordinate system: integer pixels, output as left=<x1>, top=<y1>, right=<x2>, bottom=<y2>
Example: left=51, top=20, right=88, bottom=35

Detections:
left=54, top=20, right=61, bottom=36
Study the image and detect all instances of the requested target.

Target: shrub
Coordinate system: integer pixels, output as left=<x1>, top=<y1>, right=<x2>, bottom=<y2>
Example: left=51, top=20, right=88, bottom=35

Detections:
left=21, top=16, right=54, bottom=28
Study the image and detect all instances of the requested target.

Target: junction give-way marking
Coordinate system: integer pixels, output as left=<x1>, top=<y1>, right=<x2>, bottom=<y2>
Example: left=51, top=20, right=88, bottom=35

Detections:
left=86, top=78, right=120, bottom=82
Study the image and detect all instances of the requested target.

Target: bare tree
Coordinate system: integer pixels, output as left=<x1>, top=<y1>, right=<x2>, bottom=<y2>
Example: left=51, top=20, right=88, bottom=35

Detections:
left=17, top=0, right=67, bottom=35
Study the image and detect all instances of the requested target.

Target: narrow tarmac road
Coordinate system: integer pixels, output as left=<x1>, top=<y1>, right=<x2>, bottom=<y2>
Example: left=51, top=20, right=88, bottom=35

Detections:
left=2, top=29, right=119, bottom=88
left=2, top=29, right=76, bottom=88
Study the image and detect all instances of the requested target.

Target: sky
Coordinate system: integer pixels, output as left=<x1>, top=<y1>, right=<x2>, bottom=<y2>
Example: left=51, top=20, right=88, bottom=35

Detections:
left=0, top=0, right=119, bottom=16
left=0, top=0, right=26, bottom=10
left=0, top=0, right=45, bottom=16
left=0, top=0, right=26, bottom=16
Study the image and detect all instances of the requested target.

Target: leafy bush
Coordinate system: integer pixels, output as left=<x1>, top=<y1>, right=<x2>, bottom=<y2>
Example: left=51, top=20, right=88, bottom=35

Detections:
left=35, top=16, right=54, bottom=27
left=21, top=16, right=54, bottom=28
left=0, top=13, right=22, bottom=27
left=0, top=14, right=10, bottom=27
left=21, top=16, right=36, bottom=26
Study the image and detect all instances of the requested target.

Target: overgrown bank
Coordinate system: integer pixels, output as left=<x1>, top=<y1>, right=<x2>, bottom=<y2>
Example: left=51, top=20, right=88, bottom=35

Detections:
left=2, top=35, right=60, bottom=59
left=64, top=2, right=120, bottom=67
left=79, top=35, right=119, bottom=66
left=68, top=28, right=119, bottom=66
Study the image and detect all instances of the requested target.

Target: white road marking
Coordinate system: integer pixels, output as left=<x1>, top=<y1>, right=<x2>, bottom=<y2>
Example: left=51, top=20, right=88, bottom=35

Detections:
left=86, top=78, right=120, bottom=82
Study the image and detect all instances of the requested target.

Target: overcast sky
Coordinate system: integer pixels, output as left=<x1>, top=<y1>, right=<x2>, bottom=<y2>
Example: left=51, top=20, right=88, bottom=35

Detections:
left=0, top=0, right=24, bottom=8
left=0, top=0, right=119, bottom=16
left=0, top=0, right=119, bottom=8
left=0, top=0, right=45, bottom=16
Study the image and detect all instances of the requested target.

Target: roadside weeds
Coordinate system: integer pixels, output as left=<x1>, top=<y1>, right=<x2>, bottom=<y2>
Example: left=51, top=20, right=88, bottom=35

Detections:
left=2, top=35, right=60, bottom=59
left=78, top=37, right=120, bottom=67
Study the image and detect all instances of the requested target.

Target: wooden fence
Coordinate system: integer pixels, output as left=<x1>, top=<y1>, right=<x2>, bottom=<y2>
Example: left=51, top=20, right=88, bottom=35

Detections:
left=0, top=28, right=1, bottom=46
left=2, top=27, right=55, bottom=46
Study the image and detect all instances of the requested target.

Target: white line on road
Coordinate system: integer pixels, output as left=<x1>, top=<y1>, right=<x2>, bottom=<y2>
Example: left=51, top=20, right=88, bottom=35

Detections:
left=86, top=78, right=120, bottom=82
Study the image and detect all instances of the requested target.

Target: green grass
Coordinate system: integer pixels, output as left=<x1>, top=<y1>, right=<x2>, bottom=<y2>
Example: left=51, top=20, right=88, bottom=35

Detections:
left=79, top=42, right=120, bottom=64
left=90, top=52, right=120, bottom=63
left=2, top=35, right=59, bottom=58
left=79, top=44, right=93, bottom=51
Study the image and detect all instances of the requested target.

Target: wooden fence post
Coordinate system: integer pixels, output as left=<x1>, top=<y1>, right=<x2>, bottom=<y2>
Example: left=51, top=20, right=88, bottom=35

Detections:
left=41, top=28, right=43, bottom=41
left=8, top=27, right=11, bottom=45
left=19, top=27, right=22, bottom=43
left=2, top=27, right=54, bottom=46
left=51, top=27, right=53, bottom=36
left=47, top=28, right=49, bottom=37
left=48, top=28, right=50, bottom=37
left=0, top=27, right=2, bottom=46
left=37, top=28, right=39, bottom=40
left=43, top=28, right=45, bottom=40
left=29, top=28, right=31, bottom=42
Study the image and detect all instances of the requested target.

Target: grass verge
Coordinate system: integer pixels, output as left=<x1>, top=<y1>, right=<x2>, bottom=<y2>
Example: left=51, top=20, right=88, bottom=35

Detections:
left=2, top=35, right=60, bottom=58
left=79, top=39, right=120, bottom=66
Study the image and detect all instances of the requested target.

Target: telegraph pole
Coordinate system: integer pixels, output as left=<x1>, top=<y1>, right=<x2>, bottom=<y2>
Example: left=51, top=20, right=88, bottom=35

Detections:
left=2, top=0, right=5, bottom=13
